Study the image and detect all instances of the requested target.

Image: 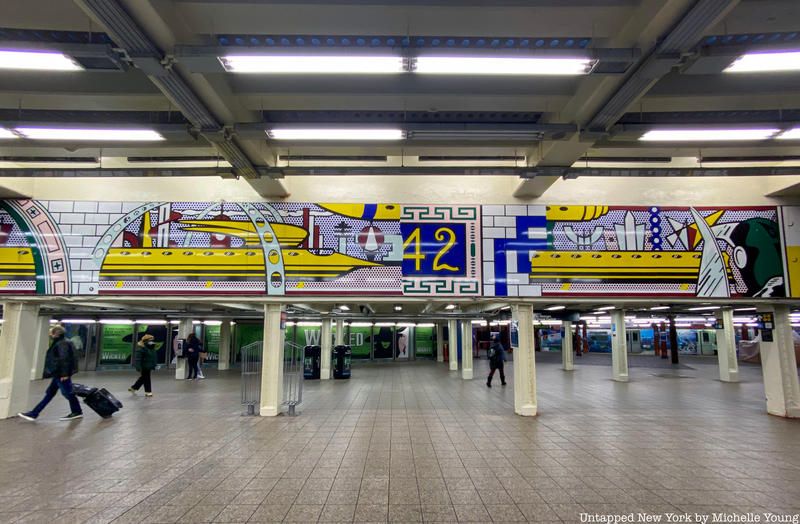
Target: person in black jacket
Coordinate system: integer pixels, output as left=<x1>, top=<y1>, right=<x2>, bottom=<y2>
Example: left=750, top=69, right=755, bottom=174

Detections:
left=18, top=325, right=83, bottom=421
left=185, top=332, right=202, bottom=380
left=486, top=334, right=507, bottom=388
left=129, top=334, right=158, bottom=397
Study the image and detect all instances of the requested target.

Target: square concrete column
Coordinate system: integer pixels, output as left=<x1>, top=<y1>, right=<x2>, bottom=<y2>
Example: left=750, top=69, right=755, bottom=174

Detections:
left=0, top=302, right=41, bottom=419
left=447, top=320, right=458, bottom=371
left=715, top=307, right=739, bottom=382
left=217, top=319, right=232, bottom=371
left=175, top=319, right=193, bottom=380
left=30, top=315, right=52, bottom=380
left=436, top=323, right=445, bottom=362
left=610, top=310, right=629, bottom=382
left=335, top=319, right=344, bottom=346
left=512, top=304, right=537, bottom=416
left=562, top=320, right=574, bottom=371
left=759, top=305, right=800, bottom=418
left=260, top=303, right=285, bottom=416
left=320, top=318, right=333, bottom=380
left=461, top=321, right=473, bottom=379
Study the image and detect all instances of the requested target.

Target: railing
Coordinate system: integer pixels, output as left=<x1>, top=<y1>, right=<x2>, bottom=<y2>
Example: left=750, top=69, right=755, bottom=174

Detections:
left=240, top=341, right=262, bottom=416
left=282, top=340, right=304, bottom=416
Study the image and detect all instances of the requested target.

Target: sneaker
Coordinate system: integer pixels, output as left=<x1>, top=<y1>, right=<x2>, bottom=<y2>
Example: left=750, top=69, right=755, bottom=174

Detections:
left=128, top=387, right=136, bottom=394
left=501, top=382, right=507, bottom=386
left=17, top=412, right=37, bottom=421
left=486, top=381, right=492, bottom=388
left=59, top=413, right=83, bottom=421
left=198, top=374, right=205, bottom=379
left=145, top=392, right=153, bottom=398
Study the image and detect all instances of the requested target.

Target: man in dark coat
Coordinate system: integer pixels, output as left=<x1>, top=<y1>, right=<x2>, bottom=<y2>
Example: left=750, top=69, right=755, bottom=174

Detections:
left=486, top=334, right=507, bottom=388
left=18, top=325, right=83, bottom=421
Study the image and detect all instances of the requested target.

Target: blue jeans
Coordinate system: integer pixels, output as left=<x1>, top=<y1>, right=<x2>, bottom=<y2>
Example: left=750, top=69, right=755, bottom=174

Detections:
left=30, top=377, right=82, bottom=416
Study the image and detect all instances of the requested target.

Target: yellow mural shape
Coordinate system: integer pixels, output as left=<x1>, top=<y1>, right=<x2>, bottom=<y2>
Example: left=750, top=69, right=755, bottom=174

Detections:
left=546, top=205, right=610, bottom=221
left=318, top=203, right=400, bottom=221
left=178, top=220, right=308, bottom=247
left=0, top=247, right=35, bottom=277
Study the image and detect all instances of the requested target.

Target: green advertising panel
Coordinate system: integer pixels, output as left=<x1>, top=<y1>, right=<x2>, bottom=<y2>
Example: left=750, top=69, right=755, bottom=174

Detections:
left=415, top=326, right=434, bottom=357
left=205, top=325, right=220, bottom=361
left=348, top=326, right=372, bottom=359
left=235, top=323, right=263, bottom=349
left=100, top=324, right=134, bottom=365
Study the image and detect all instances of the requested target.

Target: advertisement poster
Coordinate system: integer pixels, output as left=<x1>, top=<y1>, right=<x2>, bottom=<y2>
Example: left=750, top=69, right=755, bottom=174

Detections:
left=395, top=326, right=411, bottom=360
left=348, top=326, right=372, bottom=359
left=372, top=326, right=395, bottom=359
left=415, top=326, right=435, bottom=357
left=100, top=324, right=134, bottom=365
left=539, top=328, right=562, bottom=352
left=137, top=324, right=169, bottom=364
left=204, top=325, right=220, bottom=361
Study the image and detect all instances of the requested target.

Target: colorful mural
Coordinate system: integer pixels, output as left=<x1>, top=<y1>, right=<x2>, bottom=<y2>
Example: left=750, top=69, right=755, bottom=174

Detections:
left=0, top=200, right=481, bottom=297
left=483, top=204, right=786, bottom=298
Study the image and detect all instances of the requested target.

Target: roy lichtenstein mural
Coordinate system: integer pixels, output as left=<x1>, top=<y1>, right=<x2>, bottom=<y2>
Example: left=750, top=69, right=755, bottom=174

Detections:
left=0, top=200, right=481, bottom=297
left=482, top=204, right=787, bottom=299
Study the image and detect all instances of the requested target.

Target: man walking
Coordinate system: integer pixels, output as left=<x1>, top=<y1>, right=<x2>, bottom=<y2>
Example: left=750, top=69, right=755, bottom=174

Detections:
left=18, top=325, right=83, bottom=421
left=486, top=334, right=507, bottom=388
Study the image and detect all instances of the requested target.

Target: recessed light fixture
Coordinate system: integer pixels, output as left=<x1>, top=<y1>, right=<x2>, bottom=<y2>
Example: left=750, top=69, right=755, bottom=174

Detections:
left=595, top=306, right=616, bottom=311
left=0, top=128, right=17, bottom=139
left=15, top=127, right=165, bottom=141
left=640, top=128, right=780, bottom=141
left=733, top=307, right=757, bottom=312
left=219, top=55, right=405, bottom=74
left=338, top=305, right=350, bottom=311
left=777, top=127, right=800, bottom=140
left=725, top=50, right=800, bottom=73
left=0, top=49, right=83, bottom=71
left=687, top=306, right=720, bottom=311
left=545, top=305, right=566, bottom=311
left=414, top=56, right=593, bottom=75
left=268, top=128, right=404, bottom=141
left=650, top=306, right=670, bottom=310
left=445, top=304, right=457, bottom=310
left=394, top=305, right=403, bottom=312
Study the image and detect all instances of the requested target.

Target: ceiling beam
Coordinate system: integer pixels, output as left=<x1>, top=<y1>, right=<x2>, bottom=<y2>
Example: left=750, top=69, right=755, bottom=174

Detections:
left=72, top=0, right=288, bottom=197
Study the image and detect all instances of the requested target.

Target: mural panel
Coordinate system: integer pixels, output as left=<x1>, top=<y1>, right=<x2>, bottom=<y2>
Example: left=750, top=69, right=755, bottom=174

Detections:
left=0, top=200, right=481, bottom=297
left=483, top=204, right=786, bottom=298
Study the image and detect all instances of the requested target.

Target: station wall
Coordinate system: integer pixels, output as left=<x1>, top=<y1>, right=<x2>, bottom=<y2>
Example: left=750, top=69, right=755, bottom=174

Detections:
left=0, top=198, right=798, bottom=299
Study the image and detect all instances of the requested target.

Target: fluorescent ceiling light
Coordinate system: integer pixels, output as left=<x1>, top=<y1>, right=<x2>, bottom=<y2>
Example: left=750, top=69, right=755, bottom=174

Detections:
left=471, top=320, right=487, bottom=325
left=349, top=322, right=374, bottom=327
left=394, top=305, right=403, bottom=311
left=415, top=56, right=593, bottom=75
left=59, top=319, right=97, bottom=324
left=734, top=307, right=757, bottom=312
left=640, top=128, right=779, bottom=141
left=545, top=305, right=566, bottom=311
left=136, top=320, right=167, bottom=325
left=268, top=128, right=403, bottom=141
left=100, top=319, right=133, bottom=324
left=687, top=306, right=720, bottom=311
left=650, top=306, right=670, bottom=310
left=777, top=127, right=800, bottom=140
left=0, top=128, right=18, bottom=139
left=445, top=304, right=457, bottom=310
left=0, top=49, right=82, bottom=71
left=595, top=306, right=616, bottom=311
left=417, top=323, right=435, bottom=327
left=375, top=322, right=396, bottom=327
left=296, top=321, right=322, bottom=326
left=725, top=50, right=800, bottom=73
left=15, top=127, right=165, bottom=141
left=220, top=55, right=404, bottom=74
left=338, top=305, right=350, bottom=311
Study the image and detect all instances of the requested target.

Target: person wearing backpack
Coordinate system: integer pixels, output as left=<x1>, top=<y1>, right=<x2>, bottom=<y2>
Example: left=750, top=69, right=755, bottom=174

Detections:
left=18, top=325, right=83, bottom=421
left=486, top=334, right=507, bottom=388
left=129, top=334, right=158, bottom=397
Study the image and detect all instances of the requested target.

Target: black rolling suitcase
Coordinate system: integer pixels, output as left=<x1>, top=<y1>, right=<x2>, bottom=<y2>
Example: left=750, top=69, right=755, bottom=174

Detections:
left=73, top=384, right=123, bottom=418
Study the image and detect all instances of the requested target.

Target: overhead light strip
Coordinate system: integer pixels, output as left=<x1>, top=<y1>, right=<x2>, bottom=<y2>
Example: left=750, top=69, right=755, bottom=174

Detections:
left=0, top=128, right=17, bottom=139
left=220, top=55, right=405, bottom=74
left=640, top=128, right=780, bottom=141
left=0, top=49, right=83, bottom=71
left=725, top=50, right=800, bottom=73
left=14, top=127, right=166, bottom=141
left=268, top=128, right=404, bottom=141
left=777, top=127, right=800, bottom=140
left=414, top=56, right=593, bottom=75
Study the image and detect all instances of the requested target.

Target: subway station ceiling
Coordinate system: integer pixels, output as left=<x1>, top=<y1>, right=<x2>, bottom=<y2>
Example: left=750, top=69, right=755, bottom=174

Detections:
left=0, top=0, right=799, bottom=197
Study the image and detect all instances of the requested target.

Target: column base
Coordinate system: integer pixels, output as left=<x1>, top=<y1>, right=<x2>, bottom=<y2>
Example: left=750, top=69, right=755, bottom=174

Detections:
left=461, top=369, right=473, bottom=380
left=767, top=406, right=800, bottom=418
left=175, top=358, right=186, bottom=380
left=321, top=368, right=331, bottom=380
left=449, top=362, right=458, bottom=371
left=613, top=374, right=629, bottom=382
left=515, top=404, right=537, bottom=416
left=719, top=372, right=739, bottom=383
left=218, top=362, right=230, bottom=371
left=563, top=365, right=574, bottom=371
left=260, top=406, right=279, bottom=417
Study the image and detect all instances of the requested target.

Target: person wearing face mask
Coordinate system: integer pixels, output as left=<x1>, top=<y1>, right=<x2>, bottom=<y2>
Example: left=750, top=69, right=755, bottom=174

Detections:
left=129, top=334, right=158, bottom=397
left=18, top=325, right=83, bottom=421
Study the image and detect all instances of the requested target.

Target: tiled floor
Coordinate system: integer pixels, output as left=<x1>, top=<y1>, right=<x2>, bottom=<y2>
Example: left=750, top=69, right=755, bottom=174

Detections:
left=0, top=354, right=798, bottom=523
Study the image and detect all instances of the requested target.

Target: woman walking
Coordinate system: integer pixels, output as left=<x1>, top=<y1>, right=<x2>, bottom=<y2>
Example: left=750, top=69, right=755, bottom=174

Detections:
left=185, top=332, right=202, bottom=380
left=129, top=334, right=157, bottom=397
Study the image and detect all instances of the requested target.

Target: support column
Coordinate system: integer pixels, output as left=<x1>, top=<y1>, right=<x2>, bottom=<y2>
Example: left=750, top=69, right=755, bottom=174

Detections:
left=335, top=319, right=344, bottom=346
left=668, top=315, right=679, bottom=364
left=461, top=321, right=473, bottom=379
left=217, top=319, right=232, bottom=371
left=447, top=320, right=458, bottom=371
left=512, top=304, right=537, bottom=416
left=321, top=318, right=333, bottom=380
left=260, top=303, right=285, bottom=416
left=611, top=310, right=629, bottom=382
left=0, top=302, right=41, bottom=419
left=436, top=323, right=444, bottom=362
left=30, top=315, right=51, bottom=380
left=715, top=307, right=739, bottom=382
left=562, top=320, right=574, bottom=371
left=175, top=319, right=192, bottom=380
left=759, top=305, right=800, bottom=418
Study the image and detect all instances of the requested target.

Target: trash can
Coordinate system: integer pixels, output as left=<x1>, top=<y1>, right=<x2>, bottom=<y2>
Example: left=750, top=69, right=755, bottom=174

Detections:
left=303, top=345, right=321, bottom=379
left=333, top=345, right=351, bottom=379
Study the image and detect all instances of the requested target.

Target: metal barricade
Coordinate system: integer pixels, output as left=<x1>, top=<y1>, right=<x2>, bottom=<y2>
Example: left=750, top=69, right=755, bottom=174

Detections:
left=282, top=341, right=304, bottom=416
left=240, top=341, right=262, bottom=416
